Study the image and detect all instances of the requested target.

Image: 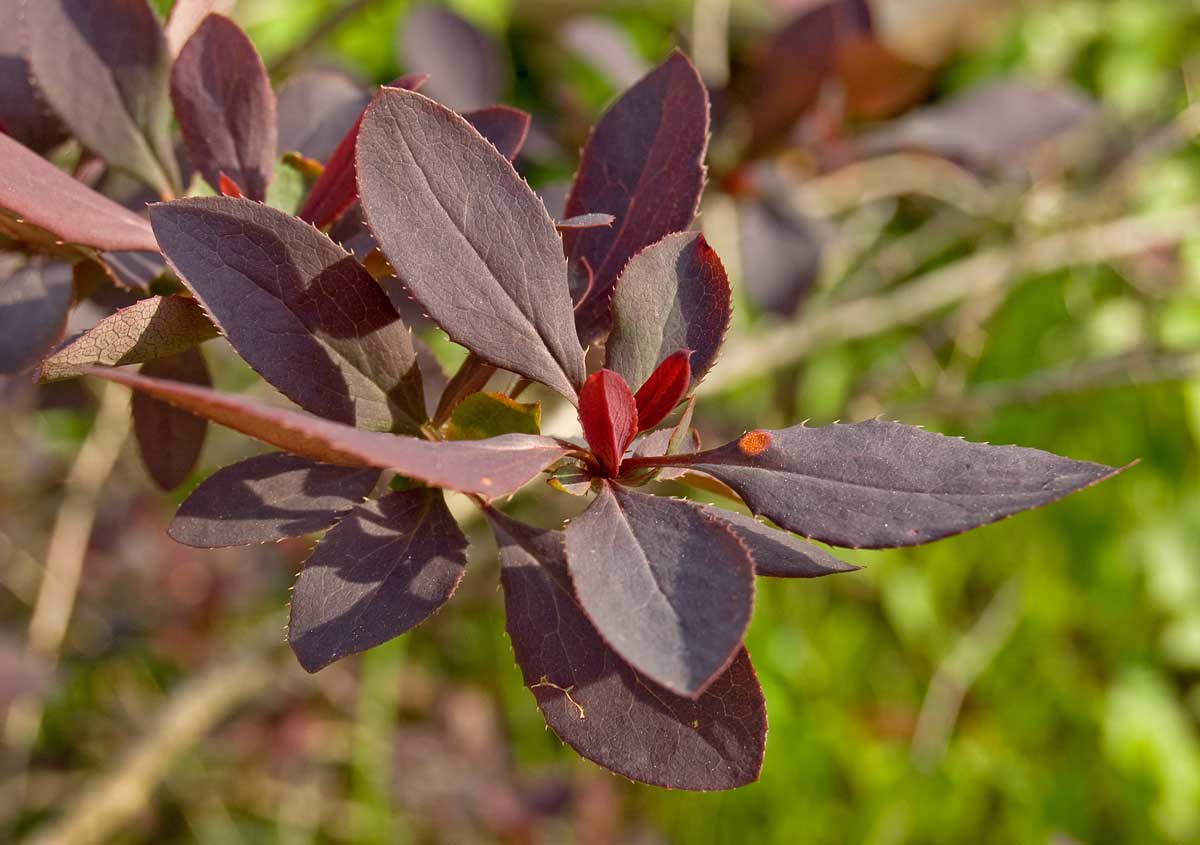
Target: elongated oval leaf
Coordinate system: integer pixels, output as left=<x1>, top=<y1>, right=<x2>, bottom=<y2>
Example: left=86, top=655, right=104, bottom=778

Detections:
left=0, top=134, right=159, bottom=253
left=132, top=347, right=210, bottom=491
left=565, top=483, right=754, bottom=697
left=357, top=89, right=585, bottom=400
left=606, top=232, right=730, bottom=392
left=578, top=369, right=637, bottom=476
left=565, top=50, right=709, bottom=344
left=28, top=0, right=180, bottom=195
left=401, top=5, right=506, bottom=111
left=276, top=70, right=369, bottom=162
left=40, top=296, right=217, bottom=382
left=170, top=15, right=276, bottom=201
left=491, top=511, right=766, bottom=790
left=0, top=0, right=65, bottom=152
left=150, top=197, right=425, bottom=432
left=706, top=509, right=859, bottom=578
left=170, top=452, right=379, bottom=547
left=289, top=488, right=468, bottom=672
left=462, top=106, right=530, bottom=161
left=0, top=260, right=73, bottom=374
left=632, top=350, right=692, bottom=432
left=635, top=420, right=1122, bottom=549
left=165, top=0, right=237, bottom=55
left=88, top=366, right=568, bottom=499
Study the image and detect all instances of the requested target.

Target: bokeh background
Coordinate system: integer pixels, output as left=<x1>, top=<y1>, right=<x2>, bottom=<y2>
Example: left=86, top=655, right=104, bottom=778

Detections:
left=4, top=0, right=1200, bottom=842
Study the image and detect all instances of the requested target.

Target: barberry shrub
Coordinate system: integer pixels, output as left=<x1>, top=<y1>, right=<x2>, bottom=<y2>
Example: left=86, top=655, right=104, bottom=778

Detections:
left=0, top=1, right=1122, bottom=791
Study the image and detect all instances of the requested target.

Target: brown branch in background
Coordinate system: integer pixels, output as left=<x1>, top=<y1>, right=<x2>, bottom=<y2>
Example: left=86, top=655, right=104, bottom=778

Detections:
left=268, top=0, right=379, bottom=77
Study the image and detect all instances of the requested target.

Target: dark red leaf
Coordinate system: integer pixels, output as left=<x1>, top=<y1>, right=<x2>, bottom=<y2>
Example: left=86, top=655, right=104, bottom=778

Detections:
left=297, top=74, right=428, bottom=229
left=738, top=197, right=826, bottom=316
left=462, top=105, right=530, bottom=161
left=289, top=488, right=468, bottom=671
left=171, top=15, right=276, bottom=201
left=170, top=452, right=379, bottom=547
left=555, top=213, right=615, bottom=231
left=276, top=70, right=370, bottom=162
left=605, top=232, right=730, bottom=392
left=0, top=134, right=160, bottom=253
left=632, top=420, right=1123, bottom=549
left=357, top=88, right=585, bottom=400
left=401, top=5, right=507, bottom=111
left=40, top=295, right=217, bottom=382
left=87, top=366, right=568, bottom=499
left=0, top=1, right=65, bottom=152
left=0, top=259, right=73, bottom=375
left=489, top=510, right=766, bottom=790
left=27, top=0, right=180, bottom=195
left=578, top=370, right=637, bottom=476
left=165, top=0, right=237, bottom=55
left=565, top=50, right=710, bottom=344
left=632, top=350, right=692, bottom=432
left=836, top=36, right=933, bottom=121
left=132, top=347, right=210, bottom=491
left=150, top=197, right=426, bottom=432
left=565, top=484, right=755, bottom=697
left=706, top=509, right=860, bottom=578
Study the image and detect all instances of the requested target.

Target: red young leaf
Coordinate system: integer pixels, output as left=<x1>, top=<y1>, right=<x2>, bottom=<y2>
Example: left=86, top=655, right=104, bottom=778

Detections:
left=217, top=173, right=243, bottom=198
left=0, top=134, right=159, bottom=253
left=565, top=484, right=755, bottom=697
left=0, top=259, right=73, bottom=375
left=605, top=232, right=731, bottom=392
left=705, top=509, right=860, bottom=578
left=297, top=74, right=429, bottom=229
left=357, top=88, right=586, bottom=400
left=170, top=452, right=379, bottom=548
left=564, top=50, right=710, bottom=344
left=87, top=366, right=568, bottom=500
left=276, top=70, right=370, bottom=163
left=401, top=5, right=507, bottom=111
left=489, top=510, right=767, bottom=790
left=630, top=420, right=1123, bottom=549
left=132, top=347, right=210, bottom=491
left=27, top=0, right=180, bottom=195
left=150, top=197, right=426, bottom=433
left=289, top=488, right=468, bottom=672
left=165, top=0, right=238, bottom=55
left=462, top=106, right=530, bottom=161
left=555, top=213, right=615, bottom=231
left=0, top=1, right=65, bottom=153
left=578, top=369, right=638, bottom=476
left=632, top=350, right=692, bottom=432
left=171, top=15, right=276, bottom=201
left=39, top=296, right=218, bottom=382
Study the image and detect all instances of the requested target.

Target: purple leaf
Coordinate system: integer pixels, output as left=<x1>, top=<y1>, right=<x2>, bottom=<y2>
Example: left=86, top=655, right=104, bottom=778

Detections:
left=401, top=5, right=506, bottom=111
left=357, top=89, right=585, bottom=400
left=605, top=232, right=731, bottom=392
left=706, top=509, right=859, bottom=578
left=164, top=0, right=237, bottom=55
left=565, top=483, right=755, bottom=697
left=150, top=197, right=426, bottom=432
left=87, top=366, right=569, bottom=499
left=462, top=105, right=530, bottom=161
left=0, top=0, right=65, bottom=152
left=98, top=251, right=167, bottom=292
left=289, top=488, right=468, bottom=672
left=578, top=369, right=637, bottom=477
left=276, top=70, right=370, bottom=162
left=565, top=50, right=710, bottom=344
left=0, top=134, right=160, bottom=253
left=0, top=260, right=73, bottom=375
left=490, top=510, right=766, bottom=789
left=170, top=15, right=276, bottom=201
left=632, top=420, right=1123, bottom=549
left=738, top=197, right=826, bottom=316
left=27, top=0, right=180, bottom=195
left=554, top=213, right=615, bottom=231
left=39, top=295, right=217, bottom=382
left=132, top=347, right=210, bottom=491
left=170, top=452, right=379, bottom=548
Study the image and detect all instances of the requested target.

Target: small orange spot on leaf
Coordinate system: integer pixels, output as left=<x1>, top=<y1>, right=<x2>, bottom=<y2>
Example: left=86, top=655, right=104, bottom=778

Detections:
left=738, top=430, right=772, bottom=456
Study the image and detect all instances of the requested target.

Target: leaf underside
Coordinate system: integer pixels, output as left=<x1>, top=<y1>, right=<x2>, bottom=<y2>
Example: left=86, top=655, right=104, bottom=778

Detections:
left=0, top=259, right=74, bottom=375
left=276, top=70, right=370, bottom=163
left=0, top=1, right=65, bottom=152
left=132, top=347, right=211, bottom=491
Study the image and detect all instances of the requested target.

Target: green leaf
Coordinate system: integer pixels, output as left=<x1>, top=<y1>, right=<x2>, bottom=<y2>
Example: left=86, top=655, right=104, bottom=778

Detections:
left=444, top=392, right=541, bottom=440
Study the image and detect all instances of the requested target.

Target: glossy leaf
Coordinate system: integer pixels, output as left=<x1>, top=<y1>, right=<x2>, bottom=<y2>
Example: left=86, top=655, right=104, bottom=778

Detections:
left=165, top=0, right=237, bottom=55
left=462, top=106, right=530, bottom=161
left=738, top=197, right=826, bottom=317
left=276, top=70, right=370, bottom=163
left=87, top=367, right=568, bottom=499
left=565, top=484, right=755, bottom=697
left=0, top=260, right=73, bottom=375
left=150, top=197, right=425, bottom=432
left=27, top=0, right=180, bottom=195
left=565, top=51, right=710, bottom=344
left=578, top=370, right=637, bottom=476
left=357, top=88, right=585, bottom=400
left=706, top=509, right=860, bottom=578
left=170, top=452, right=379, bottom=547
left=289, top=488, right=468, bottom=671
left=606, top=232, right=731, bottom=392
left=132, top=347, right=210, bottom=491
left=40, top=296, right=217, bottom=382
left=0, top=0, right=65, bottom=152
left=490, top=511, right=767, bottom=790
left=635, top=420, right=1122, bottom=549
left=170, top=15, right=276, bottom=201
left=632, top=350, right=692, bottom=433
left=401, top=5, right=506, bottom=111
left=445, top=392, right=541, bottom=440
left=0, top=134, right=160, bottom=253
